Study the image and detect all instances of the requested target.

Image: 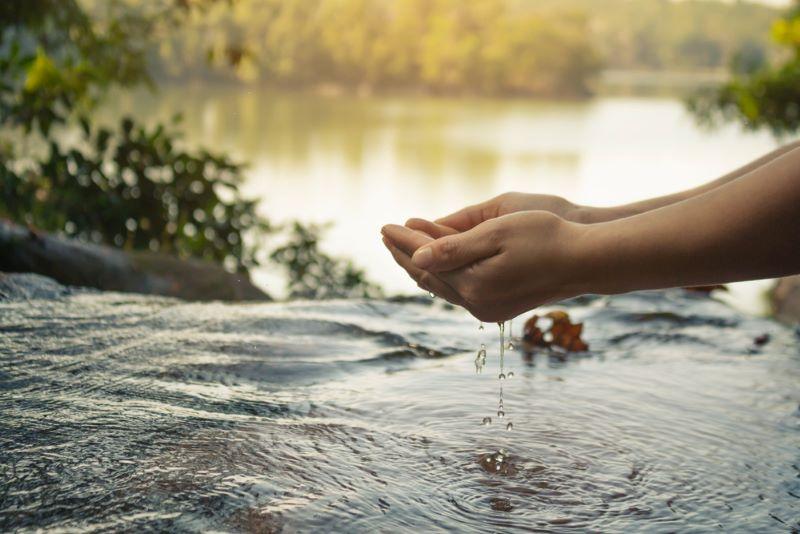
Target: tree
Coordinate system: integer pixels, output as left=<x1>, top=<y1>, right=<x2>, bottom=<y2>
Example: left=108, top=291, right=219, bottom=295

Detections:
left=0, top=0, right=381, bottom=298
left=688, top=2, right=800, bottom=136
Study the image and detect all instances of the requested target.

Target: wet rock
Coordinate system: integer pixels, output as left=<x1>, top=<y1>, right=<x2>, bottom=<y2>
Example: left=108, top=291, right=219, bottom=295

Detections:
left=0, top=272, right=72, bottom=300
left=0, top=220, right=269, bottom=302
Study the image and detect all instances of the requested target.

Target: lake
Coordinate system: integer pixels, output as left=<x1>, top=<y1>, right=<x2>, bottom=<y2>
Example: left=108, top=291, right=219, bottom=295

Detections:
left=107, top=87, right=781, bottom=310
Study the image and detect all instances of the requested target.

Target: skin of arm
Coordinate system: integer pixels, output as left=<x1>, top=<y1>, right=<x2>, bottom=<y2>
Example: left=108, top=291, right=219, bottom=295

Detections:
left=382, top=146, right=800, bottom=322
left=581, top=139, right=800, bottom=223
left=575, top=146, right=800, bottom=295
left=407, top=141, right=800, bottom=237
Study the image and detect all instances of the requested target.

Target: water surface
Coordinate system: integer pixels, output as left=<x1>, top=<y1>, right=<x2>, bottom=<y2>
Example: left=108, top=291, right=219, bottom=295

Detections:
left=1, top=274, right=798, bottom=531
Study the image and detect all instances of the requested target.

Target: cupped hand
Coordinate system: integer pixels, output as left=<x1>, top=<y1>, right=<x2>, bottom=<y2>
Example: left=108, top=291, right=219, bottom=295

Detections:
left=404, top=192, right=583, bottom=238
left=382, top=211, right=586, bottom=322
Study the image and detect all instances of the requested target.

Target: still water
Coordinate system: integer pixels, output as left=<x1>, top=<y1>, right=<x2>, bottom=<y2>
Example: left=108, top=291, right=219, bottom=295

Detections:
left=107, top=88, right=782, bottom=308
left=1, top=274, right=798, bottom=531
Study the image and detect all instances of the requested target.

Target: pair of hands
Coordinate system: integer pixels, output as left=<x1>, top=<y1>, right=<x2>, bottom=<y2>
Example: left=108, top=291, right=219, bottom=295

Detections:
left=381, top=192, right=591, bottom=322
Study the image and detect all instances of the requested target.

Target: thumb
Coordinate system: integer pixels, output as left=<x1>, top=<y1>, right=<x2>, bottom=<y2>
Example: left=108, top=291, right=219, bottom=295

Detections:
left=411, top=223, right=500, bottom=272
left=434, top=198, right=498, bottom=231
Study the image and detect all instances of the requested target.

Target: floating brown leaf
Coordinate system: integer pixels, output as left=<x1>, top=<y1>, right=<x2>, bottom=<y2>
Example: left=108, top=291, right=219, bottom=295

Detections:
left=522, top=311, right=589, bottom=353
left=523, top=315, right=547, bottom=347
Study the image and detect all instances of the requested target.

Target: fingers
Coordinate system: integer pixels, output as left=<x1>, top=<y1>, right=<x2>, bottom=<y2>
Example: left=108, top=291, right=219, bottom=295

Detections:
left=382, top=237, right=465, bottom=306
left=381, top=224, right=432, bottom=256
left=410, top=222, right=501, bottom=273
left=405, top=218, right=459, bottom=239
left=434, top=199, right=499, bottom=232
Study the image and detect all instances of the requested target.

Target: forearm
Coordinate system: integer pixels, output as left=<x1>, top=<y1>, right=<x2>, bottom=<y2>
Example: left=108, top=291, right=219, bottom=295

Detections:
left=573, top=146, right=800, bottom=295
left=572, top=140, right=800, bottom=223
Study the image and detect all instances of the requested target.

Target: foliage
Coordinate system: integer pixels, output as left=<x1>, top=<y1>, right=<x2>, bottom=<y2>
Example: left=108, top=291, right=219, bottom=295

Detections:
left=0, top=0, right=268, bottom=272
left=0, top=116, right=267, bottom=271
left=541, top=0, right=778, bottom=71
left=270, top=222, right=383, bottom=299
left=0, top=0, right=153, bottom=135
left=113, top=0, right=781, bottom=96
left=0, top=0, right=382, bottom=297
left=687, top=2, right=800, bottom=136
left=136, top=0, right=603, bottom=97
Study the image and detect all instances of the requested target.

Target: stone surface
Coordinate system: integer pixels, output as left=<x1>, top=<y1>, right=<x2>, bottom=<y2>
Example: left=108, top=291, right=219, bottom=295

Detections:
left=0, top=220, right=269, bottom=301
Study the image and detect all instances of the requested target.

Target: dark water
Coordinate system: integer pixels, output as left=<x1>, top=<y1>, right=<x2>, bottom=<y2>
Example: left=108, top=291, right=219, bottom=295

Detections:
left=1, top=274, right=798, bottom=532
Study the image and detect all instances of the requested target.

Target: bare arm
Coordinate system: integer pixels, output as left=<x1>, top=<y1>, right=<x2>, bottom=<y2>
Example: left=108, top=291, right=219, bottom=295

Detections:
left=412, top=142, right=800, bottom=236
left=383, top=146, right=800, bottom=322
left=576, top=146, right=800, bottom=294
left=580, top=140, right=800, bottom=222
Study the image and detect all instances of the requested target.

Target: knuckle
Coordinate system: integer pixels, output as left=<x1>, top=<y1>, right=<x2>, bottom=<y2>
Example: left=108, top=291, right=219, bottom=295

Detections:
left=438, top=239, right=458, bottom=261
left=486, top=224, right=505, bottom=243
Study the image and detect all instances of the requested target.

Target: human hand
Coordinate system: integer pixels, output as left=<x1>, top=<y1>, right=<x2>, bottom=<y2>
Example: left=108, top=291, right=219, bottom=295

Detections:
left=382, top=211, right=586, bottom=322
left=404, top=192, right=585, bottom=239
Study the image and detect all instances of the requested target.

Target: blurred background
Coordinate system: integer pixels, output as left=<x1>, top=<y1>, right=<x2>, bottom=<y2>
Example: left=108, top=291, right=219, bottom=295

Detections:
left=2, top=0, right=800, bottom=311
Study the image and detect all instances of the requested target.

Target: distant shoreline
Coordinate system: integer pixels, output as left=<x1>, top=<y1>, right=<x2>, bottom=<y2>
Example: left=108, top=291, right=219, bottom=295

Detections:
left=149, top=69, right=728, bottom=101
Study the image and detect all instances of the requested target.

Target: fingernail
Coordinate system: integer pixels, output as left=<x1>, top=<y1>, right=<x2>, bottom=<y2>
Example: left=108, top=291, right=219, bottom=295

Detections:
left=412, top=247, right=433, bottom=268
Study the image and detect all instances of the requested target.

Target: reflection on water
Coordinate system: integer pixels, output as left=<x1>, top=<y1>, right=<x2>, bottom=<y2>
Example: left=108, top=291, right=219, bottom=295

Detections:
left=1, top=274, right=798, bottom=532
left=105, top=88, right=780, bottom=304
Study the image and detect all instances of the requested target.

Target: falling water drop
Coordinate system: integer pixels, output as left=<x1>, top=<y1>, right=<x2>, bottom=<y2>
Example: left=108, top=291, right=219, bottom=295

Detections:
left=498, top=373, right=506, bottom=380
left=479, top=323, right=485, bottom=330
left=482, top=417, right=492, bottom=426
left=507, top=372, right=514, bottom=378
left=506, top=422, right=514, bottom=431
left=497, top=410, right=505, bottom=418
left=429, top=292, right=435, bottom=299
left=474, top=347, right=487, bottom=374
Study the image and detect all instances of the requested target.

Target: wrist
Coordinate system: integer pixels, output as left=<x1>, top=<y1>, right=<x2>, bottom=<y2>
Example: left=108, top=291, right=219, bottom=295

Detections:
left=564, top=219, right=634, bottom=297
left=558, top=219, right=607, bottom=299
left=567, top=205, right=639, bottom=224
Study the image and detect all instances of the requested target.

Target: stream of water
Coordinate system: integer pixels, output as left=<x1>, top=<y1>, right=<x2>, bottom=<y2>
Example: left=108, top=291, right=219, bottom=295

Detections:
left=1, top=274, right=799, bottom=532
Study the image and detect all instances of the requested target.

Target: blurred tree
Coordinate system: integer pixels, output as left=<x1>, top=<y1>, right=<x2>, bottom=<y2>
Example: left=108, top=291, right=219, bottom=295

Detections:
left=140, top=0, right=778, bottom=92
left=0, top=0, right=266, bottom=272
left=271, top=222, right=382, bottom=299
left=730, top=39, right=768, bottom=76
left=678, top=35, right=723, bottom=69
left=688, top=1, right=800, bottom=136
left=145, top=0, right=602, bottom=97
left=0, top=0, right=382, bottom=297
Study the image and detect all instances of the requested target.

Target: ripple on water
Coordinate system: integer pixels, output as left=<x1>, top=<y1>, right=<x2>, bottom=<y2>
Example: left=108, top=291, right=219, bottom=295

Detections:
left=0, top=278, right=798, bottom=532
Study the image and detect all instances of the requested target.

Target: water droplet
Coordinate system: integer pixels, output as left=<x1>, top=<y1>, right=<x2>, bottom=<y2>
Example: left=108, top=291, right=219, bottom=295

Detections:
left=506, top=422, right=514, bottom=431
left=497, top=410, right=505, bottom=418
left=474, top=348, right=487, bottom=373
left=429, top=292, right=435, bottom=299
left=507, top=372, right=514, bottom=378
left=479, top=323, right=485, bottom=330
left=498, top=373, right=506, bottom=380
left=482, top=417, right=492, bottom=426
left=507, top=342, right=515, bottom=350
